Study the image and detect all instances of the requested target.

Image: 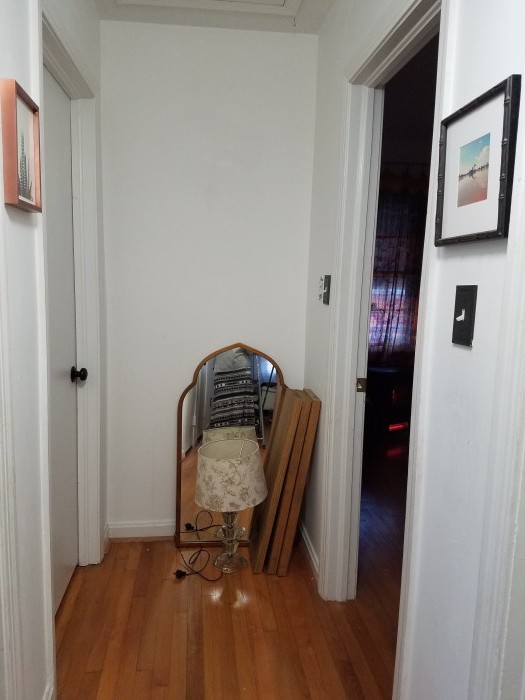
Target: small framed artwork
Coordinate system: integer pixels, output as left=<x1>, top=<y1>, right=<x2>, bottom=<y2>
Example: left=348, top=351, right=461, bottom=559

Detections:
left=435, top=74, right=521, bottom=246
left=0, top=79, right=42, bottom=212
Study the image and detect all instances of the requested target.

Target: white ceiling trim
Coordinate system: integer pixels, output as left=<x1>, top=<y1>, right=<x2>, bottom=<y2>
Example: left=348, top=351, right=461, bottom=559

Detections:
left=116, top=0, right=296, bottom=9
left=96, top=0, right=332, bottom=33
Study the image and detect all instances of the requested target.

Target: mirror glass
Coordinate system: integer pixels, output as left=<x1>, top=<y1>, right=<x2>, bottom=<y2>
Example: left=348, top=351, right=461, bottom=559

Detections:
left=177, top=344, right=284, bottom=546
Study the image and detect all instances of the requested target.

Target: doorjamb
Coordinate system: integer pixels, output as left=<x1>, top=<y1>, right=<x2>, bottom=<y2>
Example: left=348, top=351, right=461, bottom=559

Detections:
left=317, top=83, right=378, bottom=601
left=42, top=15, right=103, bottom=567
left=346, top=87, right=384, bottom=599
left=318, top=0, right=441, bottom=603
left=0, top=221, right=24, bottom=700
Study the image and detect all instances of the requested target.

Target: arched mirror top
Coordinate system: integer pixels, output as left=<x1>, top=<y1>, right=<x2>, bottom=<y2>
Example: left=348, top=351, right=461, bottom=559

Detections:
left=179, top=342, right=286, bottom=408
left=176, top=343, right=285, bottom=546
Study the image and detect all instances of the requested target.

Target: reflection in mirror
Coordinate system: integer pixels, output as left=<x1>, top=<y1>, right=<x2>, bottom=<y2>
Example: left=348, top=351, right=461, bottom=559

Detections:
left=176, top=344, right=284, bottom=546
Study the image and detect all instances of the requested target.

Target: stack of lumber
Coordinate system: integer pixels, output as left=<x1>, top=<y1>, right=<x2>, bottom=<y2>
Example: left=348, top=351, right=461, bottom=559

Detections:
left=249, top=387, right=321, bottom=575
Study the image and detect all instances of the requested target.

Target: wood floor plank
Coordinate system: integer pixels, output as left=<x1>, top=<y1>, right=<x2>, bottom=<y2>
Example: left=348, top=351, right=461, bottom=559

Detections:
left=131, top=669, right=153, bottom=699
left=227, top=570, right=259, bottom=697
left=291, top=552, right=366, bottom=699
left=152, top=580, right=178, bottom=689
left=185, top=565, right=205, bottom=700
left=55, top=568, right=82, bottom=650
left=279, top=564, right=348, bottom=698
left=113, top=596, right=147, bottom=698
left=136, top=544, right=167, bottom=673
left=57, top=550, right=122, bottom=698
left=86, top=554, right=130, bottom=674
left=236, top=566, right=277, bottom=698
left=56, top=438, right=407, bottom=699
left=168, top=610, right=188, bottom=698
left=95, top=568, right=137, bottom=698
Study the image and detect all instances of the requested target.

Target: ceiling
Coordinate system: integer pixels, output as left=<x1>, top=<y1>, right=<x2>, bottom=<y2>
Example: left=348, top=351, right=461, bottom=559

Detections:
left=95, top=0, right=334, bottom=33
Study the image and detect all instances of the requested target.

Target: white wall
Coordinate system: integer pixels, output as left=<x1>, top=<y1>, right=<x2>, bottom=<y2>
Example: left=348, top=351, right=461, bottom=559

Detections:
left=0, top=3, right=54, bottom=697
left=401, top=2, right=525, bottom=697
left=0, top=0, right=101, bottom=697
left=101, top=22, right=317, bottom=536
left=305, top=0, right=525, bottom=698
left=302, top=0, right=354, bottom=563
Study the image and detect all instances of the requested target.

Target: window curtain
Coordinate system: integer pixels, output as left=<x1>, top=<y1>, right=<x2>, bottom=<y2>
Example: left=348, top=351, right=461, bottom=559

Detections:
left=368, top=166, right=428, bottom=364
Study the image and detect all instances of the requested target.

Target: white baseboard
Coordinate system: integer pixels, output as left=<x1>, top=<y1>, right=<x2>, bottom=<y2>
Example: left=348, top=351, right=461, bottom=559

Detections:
left=300, top=523, right=320, bottom=579
left=107, top=519, right=176, bottom=539
left=103, top=523, right=110, bottom=554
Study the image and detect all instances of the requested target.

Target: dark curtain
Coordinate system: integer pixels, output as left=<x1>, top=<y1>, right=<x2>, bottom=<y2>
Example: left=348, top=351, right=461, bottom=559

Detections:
left=368, top=166, right=428, bottom=365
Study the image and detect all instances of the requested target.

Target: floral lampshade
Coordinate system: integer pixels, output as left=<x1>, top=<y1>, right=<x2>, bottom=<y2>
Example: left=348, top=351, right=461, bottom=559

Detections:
left=202, top=425, right=258, bottom=445
left=195, top=438, right=267, bottom=513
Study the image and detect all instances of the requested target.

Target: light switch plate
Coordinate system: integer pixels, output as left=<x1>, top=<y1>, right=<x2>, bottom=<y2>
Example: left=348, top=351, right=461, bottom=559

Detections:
left=322, top=275, right=331, bottom=305
left=452, top=285, right=477, bottom=347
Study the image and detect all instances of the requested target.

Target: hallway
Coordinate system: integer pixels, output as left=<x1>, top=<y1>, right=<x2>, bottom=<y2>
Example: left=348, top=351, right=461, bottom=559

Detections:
left=55, top=445, right=406, bottom=699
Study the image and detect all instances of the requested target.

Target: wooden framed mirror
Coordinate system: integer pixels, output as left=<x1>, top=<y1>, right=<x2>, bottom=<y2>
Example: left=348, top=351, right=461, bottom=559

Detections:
left=175, top=343, right=285, bottom=547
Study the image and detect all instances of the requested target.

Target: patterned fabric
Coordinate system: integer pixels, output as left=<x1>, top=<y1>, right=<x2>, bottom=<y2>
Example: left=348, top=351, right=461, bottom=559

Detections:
left=209, top=368, right=257, bottom=428
left=202, top=426, right=258, bottom=444
left=195, top=439, right=267, bottom=512
left=368, top=166, right=427, bottom=363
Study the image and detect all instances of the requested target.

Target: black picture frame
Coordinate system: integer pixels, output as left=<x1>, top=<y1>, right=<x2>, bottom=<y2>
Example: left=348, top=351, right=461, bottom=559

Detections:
left=435, top=74, right=521, bottom=246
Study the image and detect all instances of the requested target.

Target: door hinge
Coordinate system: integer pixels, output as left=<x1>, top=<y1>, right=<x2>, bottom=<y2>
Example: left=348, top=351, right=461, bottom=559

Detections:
left=356, top=378, right=367, bottom=393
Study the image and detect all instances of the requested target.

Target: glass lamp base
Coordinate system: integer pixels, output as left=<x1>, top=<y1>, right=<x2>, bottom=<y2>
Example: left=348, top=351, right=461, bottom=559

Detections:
left=214, top=511, right=248, bottom=573
left=213, top=550, right=248, bottom=574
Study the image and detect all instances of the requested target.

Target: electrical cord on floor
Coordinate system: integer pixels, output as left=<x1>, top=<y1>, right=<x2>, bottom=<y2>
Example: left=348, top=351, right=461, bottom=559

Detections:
left=174, top=510, right=224, bottom=582
left=174, top=547, right=223, bottom=582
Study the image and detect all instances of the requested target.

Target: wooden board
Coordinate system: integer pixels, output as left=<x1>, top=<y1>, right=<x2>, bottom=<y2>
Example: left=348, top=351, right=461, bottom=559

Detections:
left=277, top=389, right=321, bottom=576
left=249, top=388, right=303, bottom=573
left=266, top=391, right=312, bottom=574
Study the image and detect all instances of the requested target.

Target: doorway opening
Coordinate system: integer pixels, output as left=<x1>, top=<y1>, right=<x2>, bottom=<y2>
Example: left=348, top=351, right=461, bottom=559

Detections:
left=358, top=36, right=439, bottom=617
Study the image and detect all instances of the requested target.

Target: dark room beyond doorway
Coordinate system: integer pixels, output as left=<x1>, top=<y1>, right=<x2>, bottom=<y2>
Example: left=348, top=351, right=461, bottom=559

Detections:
left=358, top=35, right=439, bottom=632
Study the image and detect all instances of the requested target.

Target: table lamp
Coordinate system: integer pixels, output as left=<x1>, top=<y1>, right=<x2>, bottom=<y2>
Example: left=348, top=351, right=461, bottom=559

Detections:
left=195, top=438, right=267, bottom=573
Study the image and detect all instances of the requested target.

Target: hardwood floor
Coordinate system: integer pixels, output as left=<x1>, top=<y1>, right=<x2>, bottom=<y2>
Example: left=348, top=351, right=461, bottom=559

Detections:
left=55, top=442, right=407, bottom=699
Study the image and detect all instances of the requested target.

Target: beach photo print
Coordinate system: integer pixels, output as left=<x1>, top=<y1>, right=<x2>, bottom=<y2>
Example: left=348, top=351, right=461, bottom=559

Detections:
left=457, top=133, right=490, bottom=208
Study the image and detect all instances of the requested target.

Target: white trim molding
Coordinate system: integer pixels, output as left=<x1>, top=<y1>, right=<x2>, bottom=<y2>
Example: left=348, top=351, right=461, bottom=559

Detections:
left=467, top=99, right=525, bottom=700
left=42, top=13, right=104, bottom=567
left=71, top=98, right=103, bottom=565
left=299, top=523, right=320, bottom=578
left=42, top=682, right=55, bottom=700
left=349, top=0, right=441, bottom=86
left=318, top=0, right=441, bottom=605
left=318, top=83, right=377, bottom=602
left=0, top=232, right=24, bottom=700
left=107, top=519, right=177, bottom=539
left=42, top=16, right=92, bottom=100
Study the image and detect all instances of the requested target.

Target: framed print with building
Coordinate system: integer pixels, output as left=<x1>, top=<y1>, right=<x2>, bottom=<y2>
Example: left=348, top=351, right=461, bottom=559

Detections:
left=0, top=79, right=42, bottom=212
left=435, top=74, right=520, bottom=246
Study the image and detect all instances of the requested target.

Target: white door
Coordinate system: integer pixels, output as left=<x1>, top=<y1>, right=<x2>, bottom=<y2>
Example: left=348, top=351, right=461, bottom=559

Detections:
left=346, top=90, right=384, bottom=598
left=43, top=68, right=79, bottom=613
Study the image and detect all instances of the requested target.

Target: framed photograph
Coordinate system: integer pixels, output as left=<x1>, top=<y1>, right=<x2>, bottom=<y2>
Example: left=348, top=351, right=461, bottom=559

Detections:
left=0, top=79, right=42, bottom=212
left=435, top=74, right=520, bottom=246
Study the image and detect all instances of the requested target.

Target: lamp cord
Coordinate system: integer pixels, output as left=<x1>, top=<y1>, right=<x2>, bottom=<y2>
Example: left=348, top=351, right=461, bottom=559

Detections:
left=174, top=510, right=216, bottom=536
left=175, top=547, right=223, bottom=582
left=174, top=510, right=224, bottom=582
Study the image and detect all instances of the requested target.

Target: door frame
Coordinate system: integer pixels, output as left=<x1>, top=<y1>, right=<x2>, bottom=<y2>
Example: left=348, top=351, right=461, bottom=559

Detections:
left=0, top=12, right=103, bottom=697
left=42, top=14, right=103, bottom=567
left=318, top=0, right=441, bottom=603
left=0, top=230, right=25, bottom=698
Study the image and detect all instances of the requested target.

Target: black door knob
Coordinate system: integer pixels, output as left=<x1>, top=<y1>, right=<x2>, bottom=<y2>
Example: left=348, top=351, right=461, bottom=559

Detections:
left=71, top=366, right=88, bottom=383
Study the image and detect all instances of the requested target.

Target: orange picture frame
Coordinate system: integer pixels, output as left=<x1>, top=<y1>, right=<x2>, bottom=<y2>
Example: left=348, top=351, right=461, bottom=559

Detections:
left=0, top=79, right=42, bottom=212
